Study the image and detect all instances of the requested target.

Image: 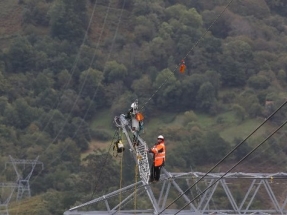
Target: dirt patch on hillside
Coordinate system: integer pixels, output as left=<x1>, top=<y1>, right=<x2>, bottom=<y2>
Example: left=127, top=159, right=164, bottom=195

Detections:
left=0, top=1, right=22, bottom=36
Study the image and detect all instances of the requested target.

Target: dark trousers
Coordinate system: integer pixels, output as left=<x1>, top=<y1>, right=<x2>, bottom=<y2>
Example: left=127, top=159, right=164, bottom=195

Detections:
left=150, top=165, right=162, bottom=181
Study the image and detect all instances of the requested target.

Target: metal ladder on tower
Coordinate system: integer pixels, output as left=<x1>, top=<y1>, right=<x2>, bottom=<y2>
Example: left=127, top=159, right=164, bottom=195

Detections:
left=114, top=100, right=150, bottom=184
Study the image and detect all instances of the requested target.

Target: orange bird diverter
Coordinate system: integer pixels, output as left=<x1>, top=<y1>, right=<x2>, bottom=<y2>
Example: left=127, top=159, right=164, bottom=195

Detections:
left=179, top=60, right=186, bottom=73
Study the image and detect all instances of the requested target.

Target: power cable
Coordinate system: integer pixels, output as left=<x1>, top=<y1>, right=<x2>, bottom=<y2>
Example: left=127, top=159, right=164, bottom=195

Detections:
left=28, top=0, right=111, bottom=188
left=157, top=99, right=287, bottom=214
left=140, top=0, right=235, bottom=111
left=118, top=153, right=124, bottom=213
left=240, top=131, right=287, bottom=170
left=13, top=1, right=102, bottom=214
left=42, top=0, right=111, bottom=153
left=172, top=117, right=287, bottom=215
left=40, top=0, right=127, bottom=176
left=36, top=0, right=100, bottom=140
left=30, top=2, right=126, bottom=200
left=90, top=130, right=117, bottom=199
left=39, top=0, right=126, bottom=168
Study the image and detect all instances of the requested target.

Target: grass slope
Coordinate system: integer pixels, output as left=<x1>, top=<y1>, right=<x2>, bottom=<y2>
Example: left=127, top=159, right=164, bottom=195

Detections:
left=90, top=109, right=271, bottom=146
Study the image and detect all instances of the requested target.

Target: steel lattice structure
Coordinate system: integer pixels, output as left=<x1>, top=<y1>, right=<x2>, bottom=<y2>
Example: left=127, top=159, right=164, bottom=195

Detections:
left=0, top=183, right=17, bottom=215
left=5, top=155, right=43, bottom=201
left=65, top=171, right=287, bottom=215
left=64, top=102, right=287, bottom=215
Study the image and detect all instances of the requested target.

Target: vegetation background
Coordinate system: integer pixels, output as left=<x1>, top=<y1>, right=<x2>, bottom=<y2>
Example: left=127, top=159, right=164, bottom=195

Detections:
left=1, top=0, right=287, bottom=214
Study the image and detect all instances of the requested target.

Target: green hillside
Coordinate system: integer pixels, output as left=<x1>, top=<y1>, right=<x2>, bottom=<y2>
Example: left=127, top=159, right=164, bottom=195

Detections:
left=1, top=0, right=287, bottom=214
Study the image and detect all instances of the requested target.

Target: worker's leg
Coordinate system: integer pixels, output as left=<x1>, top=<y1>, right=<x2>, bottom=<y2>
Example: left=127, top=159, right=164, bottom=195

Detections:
left=154, top=166, right=161, bottom=181
left=149, top=165, right=155, bottom=182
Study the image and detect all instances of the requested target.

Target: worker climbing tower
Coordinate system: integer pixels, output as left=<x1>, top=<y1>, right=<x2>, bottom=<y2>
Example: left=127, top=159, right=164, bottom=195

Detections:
left=114, top=100, right=150, bottom=184
left=67, top=100, right=194, bottom=214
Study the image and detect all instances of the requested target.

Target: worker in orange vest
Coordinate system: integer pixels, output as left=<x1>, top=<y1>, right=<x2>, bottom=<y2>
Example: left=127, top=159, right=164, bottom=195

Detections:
left=148, top=135, right=166, bottom=182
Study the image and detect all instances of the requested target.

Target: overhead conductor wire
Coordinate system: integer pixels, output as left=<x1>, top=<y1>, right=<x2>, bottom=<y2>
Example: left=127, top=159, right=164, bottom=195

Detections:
left=29, top=0, right=111, bottom=183
left=42, top=0, right=108, bottom=153
left=172, top=115, right=287, bottom=215
left=157, top=103, right=287, bottom=213
left=140, top=0, right=235, bottom=112
left=87, top=0, right=127, bottom=200
left=32, top=0, right=127, bottom=200
left=72, top=0, right=287, bottom=213
left=36, top=0, right=100, bottom=144
left=42, top=0, right=113, bottom=161
left=50, top=0, right=126, bottom=178
left=13, top=0, right=103, bottom=214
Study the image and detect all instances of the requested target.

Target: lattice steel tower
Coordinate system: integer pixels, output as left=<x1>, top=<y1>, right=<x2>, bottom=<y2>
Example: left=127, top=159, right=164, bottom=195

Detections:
left=0, top=183, right=17, bottom=215
left=5, top=155, right=43, bottom=201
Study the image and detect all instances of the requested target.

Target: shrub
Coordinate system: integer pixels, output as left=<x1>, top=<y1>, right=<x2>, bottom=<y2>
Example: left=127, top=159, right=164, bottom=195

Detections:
left=247, top=75, right=270, bottom=89
left=90, top=129, right=112, bottom=141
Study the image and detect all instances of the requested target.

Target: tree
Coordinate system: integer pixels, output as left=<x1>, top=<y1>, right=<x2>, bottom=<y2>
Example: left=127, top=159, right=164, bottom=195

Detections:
left=6, top=37, right=35, bottom=72
left=229, top=0, right=270, bottom=19
left=179, top=74, right=207, bottom=110
left=3, top=104, right=20, bottom=128
left=33, top=72, right=55, bottom=95
left=202, top=132, right=230, bottom=163
left=220, top=40, right=254, bottom=87
left=0, top=71, right=8, bottom=95
left=220, top=56, right=246, bottom=87
left=196, top=82, right=216, bottom=112
left=134, top=16, right=156, bottom=44
left=79, top=68, right=104, bottom=98
left=49, top=0, right=88, bottom=43
left=202, top=7, right=233, bottom=38
left=59, top=89, right=85, bottom=117
left=265, top=0, right=287, bottom=17
left=105, top=81, right=126, bottom=106
left=11, top=98, right=43, bottom=129
left=104, top=61, right=127, bottom=83
left=69, top=117, right=90, bottom=151
left=56, top=69, right=73, bottom=89
left=22, top=0, right=50, bottom=26
left=248, top=103, right=262, bottom=118
left=79, top=150, right=120, bottom=193
left=205, top=70, right=221, bottom=95
left=166, top=4, right=202, bottom=28
left=153, top=68, right=181, bottom=109
left=232, top=104, right=245, bottom=121
left=131, top=75, right=153, bottom=99
left=232, top=137, right=251, bottom=161
left=35, top=88, right=59, bottom=111
left=182, top=110, right=198, bottom=126
left=247, top=75, right=270, bottom=89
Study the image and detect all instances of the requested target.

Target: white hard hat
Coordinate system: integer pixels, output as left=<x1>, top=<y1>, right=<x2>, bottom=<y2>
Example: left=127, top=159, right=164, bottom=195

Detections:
left=131, top=103, right=136, bottom=108
left=157, top=135, right=164, bottom=140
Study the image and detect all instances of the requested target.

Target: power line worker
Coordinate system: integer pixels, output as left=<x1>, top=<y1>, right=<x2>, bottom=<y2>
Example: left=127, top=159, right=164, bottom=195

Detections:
left=148, top=135, right=165, bottom=182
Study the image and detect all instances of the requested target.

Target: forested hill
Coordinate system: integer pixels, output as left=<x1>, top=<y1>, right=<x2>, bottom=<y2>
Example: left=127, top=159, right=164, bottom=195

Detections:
left=1, top=0, right=287, bottom=214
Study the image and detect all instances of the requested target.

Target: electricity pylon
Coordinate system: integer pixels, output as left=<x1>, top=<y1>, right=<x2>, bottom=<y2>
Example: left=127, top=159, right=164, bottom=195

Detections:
left=0, top=183, right=17, bottom=215
left=5, top=155, right=43, bottom=201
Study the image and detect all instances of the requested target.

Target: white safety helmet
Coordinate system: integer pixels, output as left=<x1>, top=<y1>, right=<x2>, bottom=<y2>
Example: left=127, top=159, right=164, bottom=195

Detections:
left=157, top=135, right=164, bottom=140
left=131, top=102, right=136, bottom=108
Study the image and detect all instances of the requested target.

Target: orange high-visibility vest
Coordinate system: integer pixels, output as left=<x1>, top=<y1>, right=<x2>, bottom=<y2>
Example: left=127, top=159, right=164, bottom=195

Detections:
left=179, top=64, right=186, bottom=73
left=150, top=142, right=165, bottom=167
left=135, top=112, right=144, bottom=121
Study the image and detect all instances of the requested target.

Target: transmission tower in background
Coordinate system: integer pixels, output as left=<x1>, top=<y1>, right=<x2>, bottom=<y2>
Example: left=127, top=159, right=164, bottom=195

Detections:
left=5, top=155, right=43, bottom=201
left=0, top=182, right=17, bottom=215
